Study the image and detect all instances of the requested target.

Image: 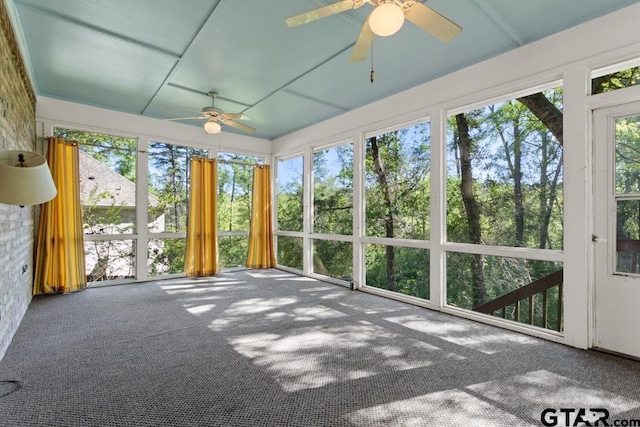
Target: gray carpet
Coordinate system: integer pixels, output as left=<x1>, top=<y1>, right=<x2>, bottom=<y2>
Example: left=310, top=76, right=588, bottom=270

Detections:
left=1, top=269, right=639, bottom=426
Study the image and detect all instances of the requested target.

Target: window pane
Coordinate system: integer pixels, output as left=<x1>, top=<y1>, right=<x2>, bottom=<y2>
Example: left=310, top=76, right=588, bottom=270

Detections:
left=446, top=253, right=563, bottom=331
left=85, top=239, right=136, bottom=282
left=218, top=154, right=258, bottom=233
left=277, top=156, right=304, bottom=232
left=446, top=87, right=564, bottom=249
left=365, top=123, right=430, bottom=239
left=219, top=235, right=248, bottom=270
left=218, top=152, right=263, bottom=165
left=312, top=239, right=352, bottom=281
left=53, top=129, right=138, bottom=236
left=277, top=236, right=303, bottom=271
left=592, top=65, right=640, bottom=95
left=366, top=244, right=429, bottom=300
left=148, top=238, right=185, bottom=276
left=615, top=114, right=640, bottom=195
left=616, top=200, right=640, bottom=274
left=148, top=142, right=207, bottom=233
left=313, top=144, right=353, bottom=235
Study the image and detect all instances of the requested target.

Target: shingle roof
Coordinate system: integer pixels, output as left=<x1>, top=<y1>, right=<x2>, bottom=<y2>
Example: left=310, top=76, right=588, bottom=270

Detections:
left=79, top=152, right=159, bottom=207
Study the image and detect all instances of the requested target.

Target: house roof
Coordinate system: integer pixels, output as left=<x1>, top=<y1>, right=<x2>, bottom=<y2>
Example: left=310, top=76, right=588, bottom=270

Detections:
left=79, top=151, right=159, bottom=208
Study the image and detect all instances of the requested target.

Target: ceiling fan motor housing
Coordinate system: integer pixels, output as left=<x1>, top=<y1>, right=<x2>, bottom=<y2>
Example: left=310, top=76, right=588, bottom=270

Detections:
left=202, top=107, right=223, bottom=115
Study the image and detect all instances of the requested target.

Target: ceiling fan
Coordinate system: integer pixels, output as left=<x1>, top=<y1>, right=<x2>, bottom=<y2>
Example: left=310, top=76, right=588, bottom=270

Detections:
left=286, top=0, right=462, bottom=62
left=167, top=92, right=256, bottom=134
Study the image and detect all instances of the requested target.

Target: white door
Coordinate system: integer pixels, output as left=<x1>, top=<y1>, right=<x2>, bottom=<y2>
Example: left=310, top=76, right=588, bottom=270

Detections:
left=593, top=101, right=640, bottom=359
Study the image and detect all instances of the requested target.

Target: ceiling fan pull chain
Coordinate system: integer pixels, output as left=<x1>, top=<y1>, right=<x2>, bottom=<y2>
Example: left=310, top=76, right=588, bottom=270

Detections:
left=370, top=39, right=375, bottom=84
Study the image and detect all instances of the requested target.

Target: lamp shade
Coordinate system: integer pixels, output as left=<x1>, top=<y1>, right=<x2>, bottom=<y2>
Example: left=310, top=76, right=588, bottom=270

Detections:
left=204, top=119, right=222, bottom=134
left=369, top=2, right=405, bottom=37
left=0, top=150, right=57, bottom=206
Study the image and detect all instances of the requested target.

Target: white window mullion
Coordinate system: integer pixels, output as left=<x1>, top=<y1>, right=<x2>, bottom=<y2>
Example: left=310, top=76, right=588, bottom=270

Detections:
left=303, top=146, right=313, bottom=275
left=136, top=137, right=150, bottom=282
left=430, top=107, right=446, bottom=308
left=352, top=131, right=365, bottom=290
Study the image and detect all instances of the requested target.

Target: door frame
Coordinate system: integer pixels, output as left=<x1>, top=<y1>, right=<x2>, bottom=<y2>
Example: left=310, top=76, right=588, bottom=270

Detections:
left=591, top=99, right=640, bottom=358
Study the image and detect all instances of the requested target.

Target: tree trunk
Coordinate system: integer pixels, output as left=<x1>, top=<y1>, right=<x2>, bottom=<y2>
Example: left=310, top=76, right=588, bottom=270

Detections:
left=517, top=93, right=563, bottom=145
left=370, top=136, right=397, bottom=292
left=518, top=93, right=564, bottom=249
left=229, top=170, right=236, bottom=232
left=537, top=133, right=563, bottom=250
left=513, top=123, right=524, bottom=247
left=169, top=146, right=180, bottom=231
left=455, top=114, right=485, bottom=306
left=538, top=133, right=550, bottom=249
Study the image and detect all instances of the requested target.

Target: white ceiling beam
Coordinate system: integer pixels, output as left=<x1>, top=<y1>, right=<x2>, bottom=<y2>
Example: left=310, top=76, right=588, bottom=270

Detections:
left=471, top=0, right=524, bottom=46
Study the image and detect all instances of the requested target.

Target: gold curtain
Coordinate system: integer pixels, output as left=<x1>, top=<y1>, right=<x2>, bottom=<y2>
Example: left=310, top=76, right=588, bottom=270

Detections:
left=247, top=165, right=276, bottom=268
left=185, top=157, right=219, bottom=276
left=33, top=137, right=86, bottom=294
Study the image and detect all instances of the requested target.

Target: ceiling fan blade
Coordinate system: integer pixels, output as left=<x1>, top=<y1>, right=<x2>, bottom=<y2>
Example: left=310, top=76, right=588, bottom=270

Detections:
left=222, top=113, right=249, bottom=120
left=286, top=0, right=354, bottom=27
left=223, top=119, right=256, bottom=134
left=166, top=116, right=207, bottom=121
left=349, top=17, right=374, bottom=62
left=403, top=1, right=462, bottom=42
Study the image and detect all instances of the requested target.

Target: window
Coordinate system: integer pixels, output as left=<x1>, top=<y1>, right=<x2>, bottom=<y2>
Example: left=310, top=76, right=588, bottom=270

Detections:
left=147, top=141, right=207, bottom=276
left=366, top=244, right=429, bottom=299
left=592, top=61, right=640, bottom=95
left=313, top=143, right=353, bottom=235
left=218, top=152, right=263, bottom=269
left=445, top=86, right=564, bottom=331
left=447, top=254, right=563, bottom=331
left=55, top=128, right=138, bottom=283
left=277, top=236, right=303, bottom=271
left=312, top=239, right=352, bottom=281
left=614, top=113, right=640, bottom=274
left=446, top=88, right=564, bottom=249
left=365, top=122, right=430, bottom=240
left=277, top=155, right=304, bottom=232
left=363, top=122, right=431, bottom=300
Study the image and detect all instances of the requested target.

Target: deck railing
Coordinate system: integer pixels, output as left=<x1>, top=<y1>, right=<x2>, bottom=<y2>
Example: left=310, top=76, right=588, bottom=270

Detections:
left=472, top=269, right=563, bottom=331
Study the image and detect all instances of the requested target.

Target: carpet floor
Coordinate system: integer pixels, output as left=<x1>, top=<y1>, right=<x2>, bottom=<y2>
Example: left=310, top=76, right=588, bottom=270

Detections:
left=1, top=269, right=639, bottom=426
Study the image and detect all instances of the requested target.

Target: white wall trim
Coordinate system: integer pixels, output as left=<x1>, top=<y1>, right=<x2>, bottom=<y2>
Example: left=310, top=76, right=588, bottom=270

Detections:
left=36, top=96, right=272, bottom=155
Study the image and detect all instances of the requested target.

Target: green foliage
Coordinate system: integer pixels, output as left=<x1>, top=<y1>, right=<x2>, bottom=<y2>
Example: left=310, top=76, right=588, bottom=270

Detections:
left=148, top=142, right=207, bottom=234
left=148, top=238, right=185, bottom=276
left=82, top=188, right=136, bottom=282
left=219, top=236, right=249, bottom=269
left=613, top=115, right=640, bottom=273
left=365, top=125, right=431, bottom=239
left=592, top=66, right=640, bottom=94
left=277, top=236, right=303, bottom=271
left=277, top=157, right=304, bottom=232
left=313, top=144, right=353, bottom=235
left=446, top=90, right=564, bottom=250
left=313, top=240, right=352, bottom=280
left=54, top=128, right=137, bottom=181
left=366, top=245, right=430, bottom=299
left=446, top=254, right=562, bottom=330
left=217, top=153, right=258, bottom=232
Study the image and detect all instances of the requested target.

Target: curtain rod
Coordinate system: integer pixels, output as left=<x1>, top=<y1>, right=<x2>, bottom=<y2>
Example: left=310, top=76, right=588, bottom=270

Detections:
left=218, top=159, right=265, bottom=167
left=59, top=140, right=265, bottom=166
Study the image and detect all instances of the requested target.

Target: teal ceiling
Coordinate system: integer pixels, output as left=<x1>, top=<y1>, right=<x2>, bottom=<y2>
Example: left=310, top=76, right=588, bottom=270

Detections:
left=8, top=0, right=640, bottom=140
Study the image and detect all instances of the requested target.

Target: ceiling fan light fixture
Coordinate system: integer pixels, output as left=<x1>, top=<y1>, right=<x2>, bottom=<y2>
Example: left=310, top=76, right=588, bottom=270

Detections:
left=369, top=2, right=405, bottom=37
left=204, top=119, right=222, bottom=134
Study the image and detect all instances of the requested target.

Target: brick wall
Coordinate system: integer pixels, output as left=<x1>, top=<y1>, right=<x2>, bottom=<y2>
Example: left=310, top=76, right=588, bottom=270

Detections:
left=0, top=1, right=37, bottom=360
